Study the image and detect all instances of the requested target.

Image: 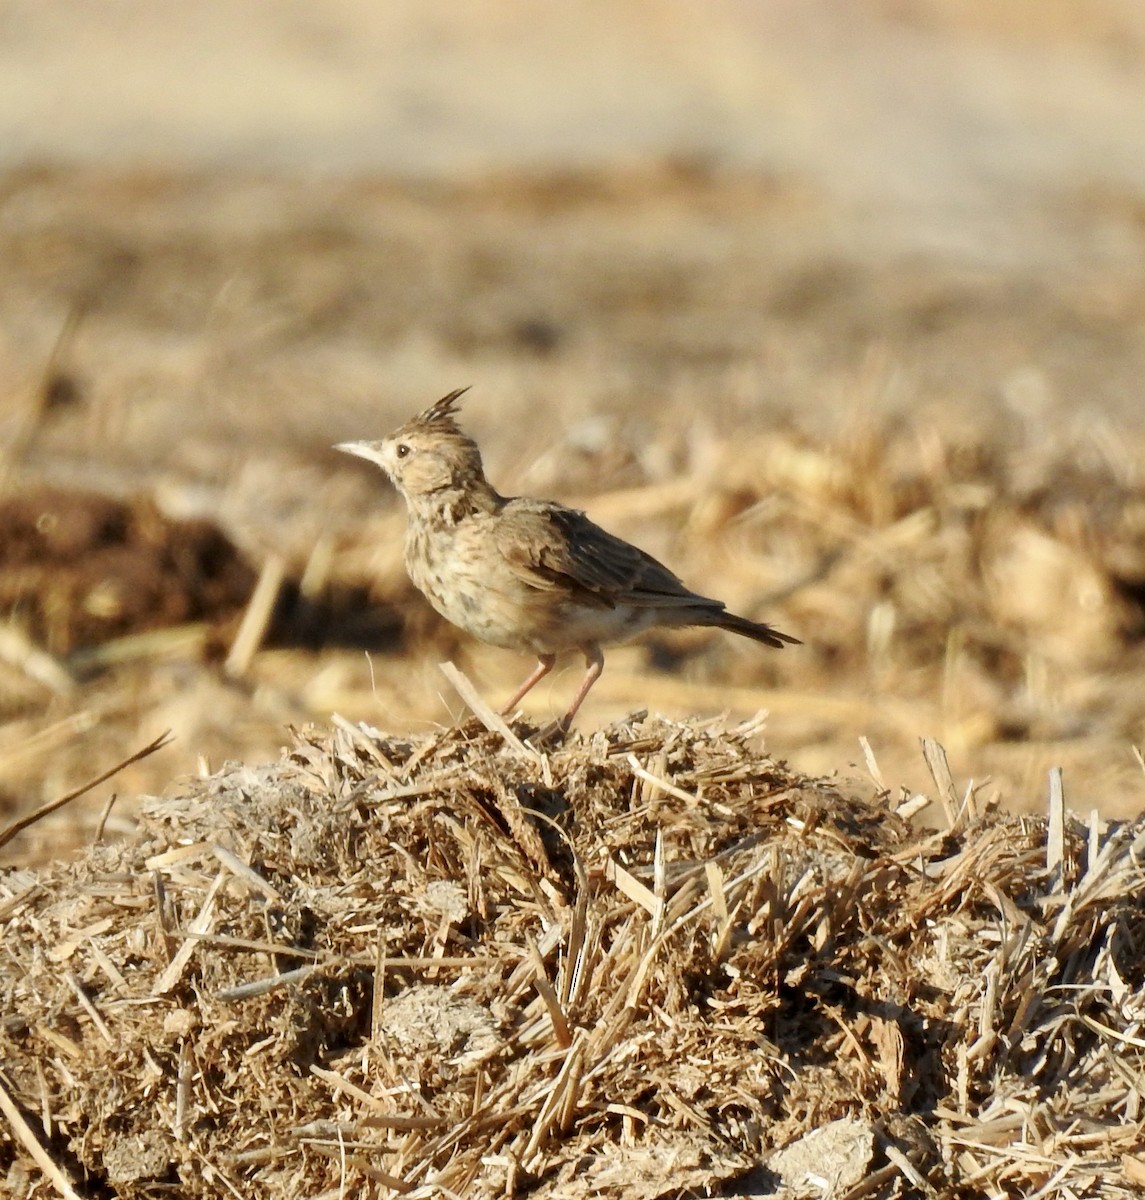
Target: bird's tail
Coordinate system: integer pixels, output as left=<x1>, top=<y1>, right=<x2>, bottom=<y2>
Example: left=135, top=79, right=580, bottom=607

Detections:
left=716, top=611, right=801, bottom=649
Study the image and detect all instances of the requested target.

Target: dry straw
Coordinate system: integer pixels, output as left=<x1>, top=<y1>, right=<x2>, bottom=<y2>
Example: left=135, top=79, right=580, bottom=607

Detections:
left=2, top=690, right=1144, bottom=1198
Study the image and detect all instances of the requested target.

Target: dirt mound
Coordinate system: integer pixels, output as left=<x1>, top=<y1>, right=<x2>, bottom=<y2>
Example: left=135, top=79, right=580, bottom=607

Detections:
left=1, top=712, right=1142, bottom=1198
left=0, top=486, right=255, bottom=658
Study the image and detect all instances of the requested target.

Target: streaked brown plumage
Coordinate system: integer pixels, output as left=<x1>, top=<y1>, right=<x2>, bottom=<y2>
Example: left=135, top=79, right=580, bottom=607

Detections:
left=337, top=388, right=799, bottom=732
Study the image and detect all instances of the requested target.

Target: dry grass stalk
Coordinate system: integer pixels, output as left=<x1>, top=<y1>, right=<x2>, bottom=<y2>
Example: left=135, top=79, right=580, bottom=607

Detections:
left=0, top=625, right=75, bottom=696
left=0, top=1074, right=84, bottom=1200
left=223, top=552, right=286, bottom=678
left=1046, top=766, right=1066, bottom=889
left=0, top=304, right=84, bottom=497
left=0, top=729, right=171, bottom=852
left=439, top=660, right=540, bottom=763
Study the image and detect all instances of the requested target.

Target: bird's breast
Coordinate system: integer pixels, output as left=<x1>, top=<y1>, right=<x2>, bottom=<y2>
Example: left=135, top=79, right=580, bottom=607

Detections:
left=404, top=519, right=537, bottom=650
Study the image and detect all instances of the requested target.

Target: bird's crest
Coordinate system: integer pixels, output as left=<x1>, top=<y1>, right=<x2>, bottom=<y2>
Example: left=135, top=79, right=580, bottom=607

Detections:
left=415, top=387, right=471, bottom=431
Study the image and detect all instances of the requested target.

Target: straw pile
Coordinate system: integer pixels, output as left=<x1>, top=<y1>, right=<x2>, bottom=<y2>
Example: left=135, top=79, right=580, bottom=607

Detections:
left=3, top=701, right=1144, bottom=1198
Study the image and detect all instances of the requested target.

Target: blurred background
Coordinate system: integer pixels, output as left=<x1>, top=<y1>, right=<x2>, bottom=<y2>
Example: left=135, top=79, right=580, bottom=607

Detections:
left=2, top=0, right=1145, bottom=858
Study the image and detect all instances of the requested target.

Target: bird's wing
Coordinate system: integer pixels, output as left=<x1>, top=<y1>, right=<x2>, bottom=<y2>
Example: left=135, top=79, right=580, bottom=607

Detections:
left=493, top=499, right=720, bottom=612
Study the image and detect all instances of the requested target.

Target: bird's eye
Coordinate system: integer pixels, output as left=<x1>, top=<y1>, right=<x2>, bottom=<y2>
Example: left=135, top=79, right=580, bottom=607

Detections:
left=395, top=443, right=410, bottom=459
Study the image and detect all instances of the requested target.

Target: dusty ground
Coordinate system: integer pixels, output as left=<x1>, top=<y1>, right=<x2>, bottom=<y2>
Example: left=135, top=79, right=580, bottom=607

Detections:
left=2, top=6, right=1145, bottom=1199
left=1, top=0, right=1145, bottom=861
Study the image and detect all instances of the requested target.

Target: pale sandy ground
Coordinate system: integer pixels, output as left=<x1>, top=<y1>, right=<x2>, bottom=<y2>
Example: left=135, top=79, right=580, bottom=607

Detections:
left=2, top=0, right=1144, bottom=264
left=4, top=0, right=1145, bottom=407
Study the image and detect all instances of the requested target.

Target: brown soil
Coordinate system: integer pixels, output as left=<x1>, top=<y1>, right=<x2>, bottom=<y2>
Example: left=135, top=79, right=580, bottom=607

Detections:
left=0, top=487, right=254, bottom=661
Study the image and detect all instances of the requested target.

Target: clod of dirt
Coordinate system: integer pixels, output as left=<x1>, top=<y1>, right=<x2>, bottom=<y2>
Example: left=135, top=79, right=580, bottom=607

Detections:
left=758, top=1117, right=875, bottom=1197
left=0, top=486, right=255, bottom=656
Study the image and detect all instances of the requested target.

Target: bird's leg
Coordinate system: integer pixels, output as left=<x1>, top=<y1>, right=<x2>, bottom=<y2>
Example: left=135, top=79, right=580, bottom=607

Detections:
left=500, top=653, right=557, bottom=716
left=557, top=645, right=605, bottom=732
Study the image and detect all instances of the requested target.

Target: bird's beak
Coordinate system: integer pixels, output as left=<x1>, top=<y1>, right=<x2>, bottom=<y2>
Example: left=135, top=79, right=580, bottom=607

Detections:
left=335, top=441, right=382, bottom=465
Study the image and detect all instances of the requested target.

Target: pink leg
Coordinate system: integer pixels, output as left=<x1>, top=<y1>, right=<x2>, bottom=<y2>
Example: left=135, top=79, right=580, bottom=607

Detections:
left=500, top=653, right=557, bottom=715
left=558, top=645, right=604, bottom=731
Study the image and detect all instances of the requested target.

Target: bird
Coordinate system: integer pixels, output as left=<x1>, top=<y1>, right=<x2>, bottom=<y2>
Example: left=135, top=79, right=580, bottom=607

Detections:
left=336, top=388, right=799, bottom=734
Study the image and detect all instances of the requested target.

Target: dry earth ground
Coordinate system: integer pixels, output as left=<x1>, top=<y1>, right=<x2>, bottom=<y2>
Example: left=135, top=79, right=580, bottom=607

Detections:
left=1, top=164, right=1144, bottom=865
left=2, top=2, right=1145, bottom=850
left=2, top=3, right=1145, bottom=1195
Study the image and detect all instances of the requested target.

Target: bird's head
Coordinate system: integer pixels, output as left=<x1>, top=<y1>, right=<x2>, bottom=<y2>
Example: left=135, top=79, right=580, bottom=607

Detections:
left=336, top=387, right=488, bottom=502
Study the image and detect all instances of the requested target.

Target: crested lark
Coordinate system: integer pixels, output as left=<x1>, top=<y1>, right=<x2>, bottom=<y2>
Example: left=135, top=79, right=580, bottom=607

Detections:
left=337, top=388, right=799, bottom=732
